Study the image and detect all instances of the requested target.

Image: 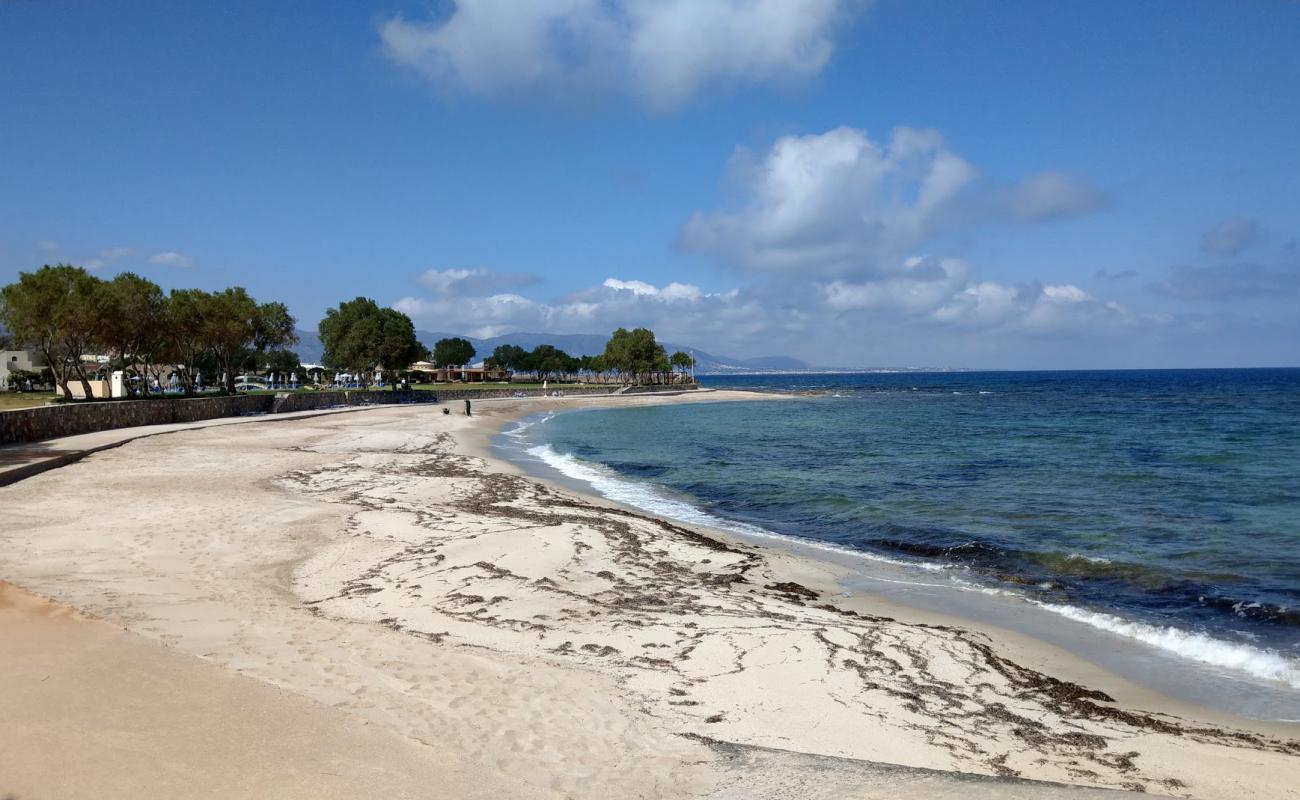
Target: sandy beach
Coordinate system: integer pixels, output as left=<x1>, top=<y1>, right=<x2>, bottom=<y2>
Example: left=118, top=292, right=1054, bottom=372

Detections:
left=2, top=390, right=1298, bottom=799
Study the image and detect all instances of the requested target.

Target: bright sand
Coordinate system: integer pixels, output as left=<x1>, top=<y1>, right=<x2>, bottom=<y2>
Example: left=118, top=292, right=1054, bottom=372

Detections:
left=1, top=391, right=1297, bottom=799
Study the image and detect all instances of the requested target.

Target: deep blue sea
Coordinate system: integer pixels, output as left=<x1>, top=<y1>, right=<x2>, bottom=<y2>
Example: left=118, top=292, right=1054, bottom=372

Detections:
left=503, top=369, right=1300, bottom=700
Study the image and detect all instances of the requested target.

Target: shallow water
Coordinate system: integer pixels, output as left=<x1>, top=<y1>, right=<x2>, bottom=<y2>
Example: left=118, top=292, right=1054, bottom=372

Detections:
left=498, top=369, right=1300, bottom=716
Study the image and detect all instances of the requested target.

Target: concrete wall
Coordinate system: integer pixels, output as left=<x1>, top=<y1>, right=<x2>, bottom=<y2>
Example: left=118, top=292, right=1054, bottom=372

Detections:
left=0, top=383, right=694, bottom=445
left=269, top=390, right=440, bottom=414
left=0, top=394, right=273, bottom=445
left=617, top=384, right=701, bottom=395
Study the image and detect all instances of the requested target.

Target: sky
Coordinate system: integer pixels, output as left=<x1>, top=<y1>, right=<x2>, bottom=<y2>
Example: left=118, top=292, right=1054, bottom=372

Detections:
left=2, top=0, right=1298, bottom=369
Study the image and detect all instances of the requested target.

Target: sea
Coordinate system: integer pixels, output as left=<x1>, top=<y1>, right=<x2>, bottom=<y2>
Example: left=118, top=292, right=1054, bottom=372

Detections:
left=497, top=368, right=1300, bottom=720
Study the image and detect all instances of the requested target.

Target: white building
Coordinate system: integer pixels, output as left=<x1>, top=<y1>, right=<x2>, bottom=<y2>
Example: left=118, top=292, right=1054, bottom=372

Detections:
left=1, top=350, right=47, bottom=390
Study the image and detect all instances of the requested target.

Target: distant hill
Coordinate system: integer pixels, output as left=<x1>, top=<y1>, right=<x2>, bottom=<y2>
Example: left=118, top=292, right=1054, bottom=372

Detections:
left=292, top=329, right=809, bottom=374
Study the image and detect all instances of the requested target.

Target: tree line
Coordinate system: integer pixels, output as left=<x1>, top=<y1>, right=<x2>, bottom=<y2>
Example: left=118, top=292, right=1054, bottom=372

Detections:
left=483, top=328, right=695, bottom=384
left=1, top=264, right=295, bottom=399
left=1, top=265, right=699, bottom=400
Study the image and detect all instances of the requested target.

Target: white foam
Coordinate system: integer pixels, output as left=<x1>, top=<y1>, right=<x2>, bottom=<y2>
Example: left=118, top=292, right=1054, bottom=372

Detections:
left=1065, top=552, right=1112, bottom=564
left=1034, top=602, right=1300, bottom=689
left=518, top=440, right=1300, bottom=691
left=504, top=412, right=555, bottom=439
left=525, top=443, right=947, bottom=573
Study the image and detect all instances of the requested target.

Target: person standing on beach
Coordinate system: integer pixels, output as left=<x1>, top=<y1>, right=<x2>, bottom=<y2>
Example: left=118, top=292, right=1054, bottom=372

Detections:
left=464, top=398, right=472, bottom=416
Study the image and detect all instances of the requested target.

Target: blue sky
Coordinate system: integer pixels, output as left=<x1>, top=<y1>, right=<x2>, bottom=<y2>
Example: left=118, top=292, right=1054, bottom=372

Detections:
left=2, top=0, right=1298, bottom=368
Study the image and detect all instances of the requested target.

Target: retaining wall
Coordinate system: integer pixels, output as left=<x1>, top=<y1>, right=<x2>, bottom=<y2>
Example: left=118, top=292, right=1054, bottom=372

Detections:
left=0, top=382, right=697, bottom=445
left=0, top=395, right=273, bottom=445
left=269, top=389, right=440, bottom=414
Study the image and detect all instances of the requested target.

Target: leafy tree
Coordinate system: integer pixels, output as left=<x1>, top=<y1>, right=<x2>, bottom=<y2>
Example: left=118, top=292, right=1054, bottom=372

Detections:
left=260, top=349, right=302, bottom=382
left=0, top=264, right=104, bottom=399
left=670, top=350, right=696, bottom=380
left=602, top=327, right=667, bottom=385
left=374, top=308, right=427, bottom=384
left=159, top=289, right=212, bottom=395
left=318, top=297, right=425, bottom=386
left=199, top=288, right=297, bottom=394
left=486, top=343, right=527, bottom=371
left=523, top=344, right=574, bottom=381
left=99, top=272, right=166, bottom=396
left=433, top=337, right=476, bottom=368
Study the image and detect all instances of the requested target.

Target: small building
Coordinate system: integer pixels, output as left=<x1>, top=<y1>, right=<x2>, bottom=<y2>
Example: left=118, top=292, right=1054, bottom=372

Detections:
left=410, top=362, right=510, bottom=383
left=1, top=349, right=49, bottom=390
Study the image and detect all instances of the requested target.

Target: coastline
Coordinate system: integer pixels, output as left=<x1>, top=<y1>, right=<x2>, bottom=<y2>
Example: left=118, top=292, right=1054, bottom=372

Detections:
left=489, top=395, right=1300, bottom=722
left=1, top=392, right=1297, bottom=798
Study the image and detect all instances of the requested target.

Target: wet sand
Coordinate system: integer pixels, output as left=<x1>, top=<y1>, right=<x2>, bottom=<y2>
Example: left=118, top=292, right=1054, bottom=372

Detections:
left=1, top=391, right=1297, bottom=798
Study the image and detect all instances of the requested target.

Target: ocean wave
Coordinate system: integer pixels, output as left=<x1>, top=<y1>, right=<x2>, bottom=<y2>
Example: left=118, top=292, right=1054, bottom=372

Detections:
left=525, top=443, right=947, bottom=573
left=503, top=412, right=555, bottom=439
left=519, top=442, right=1300, bottom=690
left=1034, top=602, right=1300, bottom=688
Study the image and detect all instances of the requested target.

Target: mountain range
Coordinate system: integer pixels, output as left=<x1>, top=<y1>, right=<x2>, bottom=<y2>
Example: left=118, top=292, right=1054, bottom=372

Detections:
left=291, top=330, right=811, bottom=374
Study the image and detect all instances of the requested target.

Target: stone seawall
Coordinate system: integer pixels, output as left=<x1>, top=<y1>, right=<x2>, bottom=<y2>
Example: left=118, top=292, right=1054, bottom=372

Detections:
left=0, top=395, right=273, bottom=445
left=269, top=390, right=440, bottom=414
left=0, top=383, right=697, bottom=445
left=617, top=384, right=700, bottom=395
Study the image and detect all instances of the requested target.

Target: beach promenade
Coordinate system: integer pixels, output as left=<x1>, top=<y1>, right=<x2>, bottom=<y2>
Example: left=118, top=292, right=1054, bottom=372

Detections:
left=1, top=394, right=1297, bottom=799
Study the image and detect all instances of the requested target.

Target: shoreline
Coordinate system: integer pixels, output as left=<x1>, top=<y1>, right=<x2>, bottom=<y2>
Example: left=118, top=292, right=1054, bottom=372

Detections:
left=485, top=394, right=1300, bottom=723
left=1, top=393, right=1297, bottom=798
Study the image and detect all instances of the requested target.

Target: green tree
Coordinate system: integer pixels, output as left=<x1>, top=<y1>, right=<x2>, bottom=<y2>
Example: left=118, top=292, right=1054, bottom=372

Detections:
left=158, top=289, right=213, bottom=395
left=99, top=272, right=166, bottom=396
left=318, top=297, right=425, bottom=386
left=486, top=343, right=527, bottom=371
left=0, top=264, right=105, bottom=400
left=260, top=349, right=302, bottom=383
left=433, top=337, right=476, bottom=368
left=199, top=288, right=297, bottom=394
left=670, top=350, right=696, bottom=381
left=602, top=327, right=667, bottom=385
left=374, top=308, right=427, bottom=385
left=525, top=344, right=573, bottom=381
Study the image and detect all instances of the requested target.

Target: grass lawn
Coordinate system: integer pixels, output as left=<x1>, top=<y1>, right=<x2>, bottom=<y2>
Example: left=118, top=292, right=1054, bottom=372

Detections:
left=0, top=392, right=58, bottom=410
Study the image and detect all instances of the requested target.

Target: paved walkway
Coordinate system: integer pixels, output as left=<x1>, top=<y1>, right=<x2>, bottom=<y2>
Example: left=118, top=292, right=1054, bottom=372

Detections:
left=0, top=405, right=393, bottom=487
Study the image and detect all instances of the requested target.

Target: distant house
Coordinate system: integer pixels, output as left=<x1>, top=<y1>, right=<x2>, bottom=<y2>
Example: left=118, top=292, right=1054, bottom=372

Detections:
left=408, top=361, right=509, bottom=383
left=1, top=350, right=48, bottom=390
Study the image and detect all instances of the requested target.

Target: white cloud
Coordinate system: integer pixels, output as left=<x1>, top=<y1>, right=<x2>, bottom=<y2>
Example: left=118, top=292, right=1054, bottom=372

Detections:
left=379, top=0, right=859, bottom=109
left=149, top=251, right=195, bottom=268
left=680, top=126, right=1104, bottom=277
left=602, top=277, right=660, bottom=296
left=417, top=267, right=537, bottom=295
left=932, top=281, right=1132, bottom=333
left=84, top=246, right=135, bottom=271
left=35, top=240, right=60, bottom=253
left=821, top=257, right=970, bottom=313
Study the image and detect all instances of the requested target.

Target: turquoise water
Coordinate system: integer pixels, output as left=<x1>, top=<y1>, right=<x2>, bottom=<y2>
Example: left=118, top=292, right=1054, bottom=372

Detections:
left=506, top=369, right=1300, bottom=693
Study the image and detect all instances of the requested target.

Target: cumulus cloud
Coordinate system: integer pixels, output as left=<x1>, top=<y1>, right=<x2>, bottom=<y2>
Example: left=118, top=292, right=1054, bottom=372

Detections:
left=390, top=259, right=1142, bottom=365
left=149, top=251, right=195, bottom=268
left=393, top=277, right=755, bottom=343
left=821, top=257, right=970, bottom=313
left=1200, top=217, right=1261, bottom=257
left=931, top=281, right=1133, bottom=333
left=417, top=267, right=538, bottom=295
left=680, top=126, right=1103, bottom=277
left=379, top=0, right=858, bottom=109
